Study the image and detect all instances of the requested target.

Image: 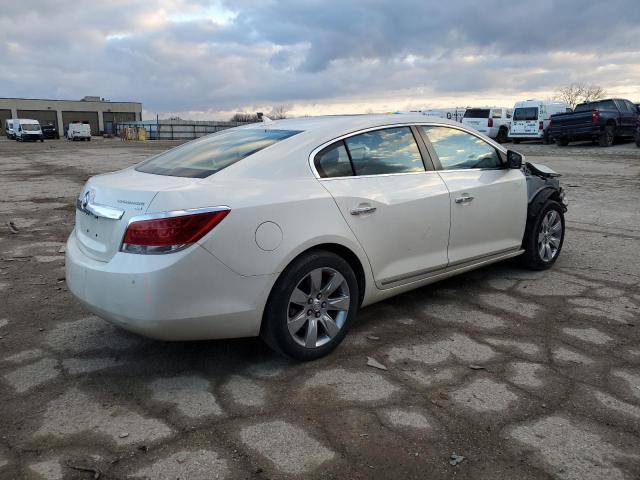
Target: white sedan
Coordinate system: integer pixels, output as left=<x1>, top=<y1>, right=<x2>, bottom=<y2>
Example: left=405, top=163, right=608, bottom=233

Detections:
left=66, top=114, right=567, bottom=360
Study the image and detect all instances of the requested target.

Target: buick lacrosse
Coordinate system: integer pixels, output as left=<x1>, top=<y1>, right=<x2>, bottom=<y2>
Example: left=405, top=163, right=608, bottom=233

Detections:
left=66, top=114, right=567, bottom=360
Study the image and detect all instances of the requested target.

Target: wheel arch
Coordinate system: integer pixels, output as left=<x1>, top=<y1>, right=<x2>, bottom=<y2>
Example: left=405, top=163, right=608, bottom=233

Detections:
left=523, top=187, right=563, bottom=246
left=280, top=243, right=367, bottom=307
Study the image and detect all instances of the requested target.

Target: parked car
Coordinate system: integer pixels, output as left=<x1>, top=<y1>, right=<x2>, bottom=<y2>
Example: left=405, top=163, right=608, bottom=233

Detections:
left=14, top=119, right=44, bottom=142
left=66, top=115, right=567, bottom=360
left=509, top=100, right=571, bottom=144
left=462, top=107, right=512, bottom=142
left=548, top=98, right=639, bottom=147
left=4, top=119, right=17, bottom=139
left=41, top=123, right=59, bottom=139
left=67, top=122, right=91, bottom=141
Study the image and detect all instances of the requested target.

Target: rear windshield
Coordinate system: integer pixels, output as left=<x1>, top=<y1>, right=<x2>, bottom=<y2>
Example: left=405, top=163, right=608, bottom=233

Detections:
left=575, top=100, right=617, bottom=112
left=136, top=129, right=302, bottom=178
left=463, top=109, right=490, bottom=119
left=513, top=107, right=539, bottom=121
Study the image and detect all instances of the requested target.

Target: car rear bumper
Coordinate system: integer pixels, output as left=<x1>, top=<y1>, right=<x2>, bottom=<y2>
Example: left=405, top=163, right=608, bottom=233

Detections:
left=65, top=230, right=275, bottom=340
left=550, top=126, right=601, bottom=138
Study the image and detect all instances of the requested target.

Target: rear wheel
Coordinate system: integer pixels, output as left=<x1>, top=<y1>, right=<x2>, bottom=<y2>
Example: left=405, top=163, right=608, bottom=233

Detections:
left=599, top=125, right=614, bottom=147
left=261, top=250, right=358, bottom=361
left=496, top=127, right=508, bottom=143
left=556, top=137, right=569, bottom=146
left=520, top=201, right=565, bottom=270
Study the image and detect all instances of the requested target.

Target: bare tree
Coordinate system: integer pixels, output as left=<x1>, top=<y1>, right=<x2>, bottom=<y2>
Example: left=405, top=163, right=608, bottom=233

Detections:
left=229, top=112, right=260, bottom=123
left=269, top=104, right=289, bottom=120
left=555, top=83, right=606, bottom=109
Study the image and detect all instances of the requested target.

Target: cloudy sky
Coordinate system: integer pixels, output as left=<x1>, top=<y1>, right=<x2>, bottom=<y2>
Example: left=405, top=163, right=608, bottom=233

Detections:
left=1, top=0, right=639, bottom=119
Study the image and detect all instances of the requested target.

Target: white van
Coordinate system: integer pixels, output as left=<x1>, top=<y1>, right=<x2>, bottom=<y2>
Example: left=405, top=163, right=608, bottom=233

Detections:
left=509, top=100, right=571, bottom=144
left=14, top=119, right=44, bottom=142
left=462, top=107, right=513, bottom=142
left=5, top=119, right=16, bottom=139
left=67, top=122, right=92, bottom=141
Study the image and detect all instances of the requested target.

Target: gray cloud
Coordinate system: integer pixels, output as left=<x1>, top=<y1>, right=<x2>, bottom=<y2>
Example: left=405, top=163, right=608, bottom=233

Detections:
left=0, top=0, right=639, bottom=116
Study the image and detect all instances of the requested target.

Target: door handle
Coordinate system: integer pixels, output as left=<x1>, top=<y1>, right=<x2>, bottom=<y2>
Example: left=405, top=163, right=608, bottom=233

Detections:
left=350, top=206, right=377, bottom=215
left=454, top=195, right=474, bottom=204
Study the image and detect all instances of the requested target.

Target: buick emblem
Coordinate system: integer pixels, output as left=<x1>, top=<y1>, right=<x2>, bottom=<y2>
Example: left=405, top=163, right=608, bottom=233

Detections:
left=81, top=189, right=95, bottom=211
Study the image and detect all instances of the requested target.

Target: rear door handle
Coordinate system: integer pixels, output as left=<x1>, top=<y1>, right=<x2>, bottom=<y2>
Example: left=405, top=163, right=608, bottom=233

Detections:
left=454, top=195, right=474, bottom=204
left=350, top=206, right=377, bottom=215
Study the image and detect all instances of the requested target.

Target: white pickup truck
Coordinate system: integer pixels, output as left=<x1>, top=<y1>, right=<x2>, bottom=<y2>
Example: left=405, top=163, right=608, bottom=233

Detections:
left=67, top=123, right=92, bottom=141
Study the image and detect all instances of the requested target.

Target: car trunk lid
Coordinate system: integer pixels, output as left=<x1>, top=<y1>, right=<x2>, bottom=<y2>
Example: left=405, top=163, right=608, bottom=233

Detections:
left=74, top=169, right=199, bottom=262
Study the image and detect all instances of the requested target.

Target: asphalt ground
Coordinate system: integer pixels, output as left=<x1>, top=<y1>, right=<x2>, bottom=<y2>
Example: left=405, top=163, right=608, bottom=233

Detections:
left=0, top=136, right=639, bottom=479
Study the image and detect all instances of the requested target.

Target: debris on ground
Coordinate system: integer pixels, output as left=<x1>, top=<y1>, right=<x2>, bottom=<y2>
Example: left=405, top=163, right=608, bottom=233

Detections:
left=366, top=334, right=380, bottom=341
left=118, top=432, right=129, bottom=438
left=65, top=462, right=101, bottom=479
left=58, top=245, right=66, bottom=253
left=468, top=365, right=486, bottom=370
left=449, top=452, right=465, bottom=466
left=6, top=221, right=19, bottom=234
left=367, top=356, right=388, bottom=370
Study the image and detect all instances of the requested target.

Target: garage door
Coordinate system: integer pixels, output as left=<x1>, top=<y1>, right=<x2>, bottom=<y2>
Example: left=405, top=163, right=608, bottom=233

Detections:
left=17, top=109, right=58, bottom=132
left=0, top=109, right=11, bottom=136
left=62, top=111, right=99, bottom=136
left=103, top=112, right=137, bottom=135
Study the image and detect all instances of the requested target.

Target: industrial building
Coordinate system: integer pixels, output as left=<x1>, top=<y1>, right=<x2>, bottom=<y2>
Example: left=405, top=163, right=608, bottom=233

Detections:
left=0, top=96, right=142, bottom=137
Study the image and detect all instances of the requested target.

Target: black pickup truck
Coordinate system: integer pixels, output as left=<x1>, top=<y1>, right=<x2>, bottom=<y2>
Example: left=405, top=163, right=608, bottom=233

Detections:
left=548, top=98, right=639, bottom=147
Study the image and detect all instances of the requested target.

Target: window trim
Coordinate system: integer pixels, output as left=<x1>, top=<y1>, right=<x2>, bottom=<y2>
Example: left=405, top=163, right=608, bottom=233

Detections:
left=311, top=125, right=433, bottom=179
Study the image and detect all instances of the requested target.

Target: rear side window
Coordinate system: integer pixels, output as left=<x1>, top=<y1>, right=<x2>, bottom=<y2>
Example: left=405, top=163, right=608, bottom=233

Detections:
left=420, top=126, right=502, bottom=170
left=136, top=129, right=301, bottom=178
left=345, top=127, right=424, bottom=176
left=513, top=107, right=539, bottom=121
left=575, top=100, right=616, bottom=112
left=315, top=141, right=353, bottom=178
left=464, top=109, right=490, bottom=118
left=492, top=110, right=502, bottom=119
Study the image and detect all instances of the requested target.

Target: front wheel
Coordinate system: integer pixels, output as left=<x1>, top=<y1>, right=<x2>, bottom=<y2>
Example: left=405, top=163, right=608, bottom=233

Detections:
left=261, top=250, right=359, bottom=361
left=520, top=201, right=565, bottom=270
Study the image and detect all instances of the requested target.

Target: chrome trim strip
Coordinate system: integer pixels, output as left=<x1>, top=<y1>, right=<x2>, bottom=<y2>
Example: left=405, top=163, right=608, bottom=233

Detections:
left=76, top=198, right=125, bottom=220
left=308, top=121, right=508, bottom=180
left=126, top=205, right=231, bottom=226
left=378, top=246, right=522, bottom=287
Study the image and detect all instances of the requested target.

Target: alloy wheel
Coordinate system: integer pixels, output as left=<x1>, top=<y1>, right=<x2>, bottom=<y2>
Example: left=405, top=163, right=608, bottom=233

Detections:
left=287, top=267, right=350, bottom=348
left=537, top=210, right=562, bottom=262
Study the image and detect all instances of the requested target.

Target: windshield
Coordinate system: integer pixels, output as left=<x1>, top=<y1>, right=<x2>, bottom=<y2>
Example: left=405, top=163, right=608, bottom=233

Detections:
left=463, top=109, right=490, bottom=119
left=513, top=107, right=539, bottom=121
left=136, top=128, right=302, bottom=178
left=575, top=100, right=616, bottom=112
left=22, top=124, right=40, bottom=131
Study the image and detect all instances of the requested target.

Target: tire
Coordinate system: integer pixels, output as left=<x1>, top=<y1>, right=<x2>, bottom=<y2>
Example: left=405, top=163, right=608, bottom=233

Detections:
left=556, top=137, right=569, bottom=146
left=513, top=139, right=521, bottom=144
left=261, top=250, right=359, bottom=361
left=599, top=125, right=614, bottom=147
left=496, top=127, right=508, bottom=143
left=520, top=201, right=565, bottom=270
left=542, top=132, right=551, bottom=145
left=635, top=132, right=640, bottom=148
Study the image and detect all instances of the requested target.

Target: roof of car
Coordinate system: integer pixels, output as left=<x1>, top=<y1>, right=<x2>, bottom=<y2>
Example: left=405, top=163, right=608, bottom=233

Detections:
left=239, top=113, right=462, bottom=136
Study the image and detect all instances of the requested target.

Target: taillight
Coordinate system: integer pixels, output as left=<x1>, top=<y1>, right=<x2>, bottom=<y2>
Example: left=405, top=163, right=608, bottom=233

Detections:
left=488, top=118, right=494, bottom=128
left=548, top=119, right=553, bottom=129
left=592, top=110, right=600, bottom=124
left=121, top=208, right=230, bottom=254
left=539, top=121, right=544, bottom=130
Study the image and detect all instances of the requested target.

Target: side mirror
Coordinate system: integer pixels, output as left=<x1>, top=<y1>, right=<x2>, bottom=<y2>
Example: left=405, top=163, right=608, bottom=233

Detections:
left=507, top=150, right=523, bottom=169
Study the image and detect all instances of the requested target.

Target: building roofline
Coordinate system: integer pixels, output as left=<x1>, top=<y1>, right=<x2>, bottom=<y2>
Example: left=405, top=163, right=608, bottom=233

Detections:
left=0, top=97, right=142, bottom=105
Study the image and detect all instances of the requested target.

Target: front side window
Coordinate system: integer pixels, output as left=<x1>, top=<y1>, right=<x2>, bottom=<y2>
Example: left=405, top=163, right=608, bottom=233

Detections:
left=315, top=141, right=353, bottom=178
left=136, top=128, right=301, bottom=178
left=345, top=127, right=424, bottom=176
left=420, top=126, right=502, bottom=170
